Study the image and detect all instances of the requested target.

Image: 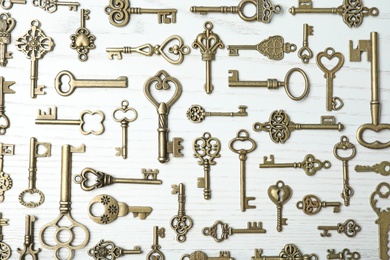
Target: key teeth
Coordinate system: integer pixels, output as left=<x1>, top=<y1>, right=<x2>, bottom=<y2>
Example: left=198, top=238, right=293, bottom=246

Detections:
left=37, top=106, right=57, bottom=119
left=142, top=169, right=159, bottom=180
left=170, top=137, right=183, bottom=157
left=220, top=251, right=231, bottom=257
left=171, top=184, right=179, bottom=194
left=34, top=85, right=46, bottom=95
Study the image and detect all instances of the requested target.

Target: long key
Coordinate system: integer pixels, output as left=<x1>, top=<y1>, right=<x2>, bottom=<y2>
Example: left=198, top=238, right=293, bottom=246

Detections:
left=355, top=161, right=390, bottom=176
left=317, top=47, right=344, bottom=111
left=35, top=106, right=105, bottom=135
left=147, top=226, right=165, bottom=260
left=289, top=0, right=378, bottom=28
left=0, top=213, right=10, bottom=260
left=0, top=13, right=15, bottom=66
left=0, top=143, right=13, bottom=202
left=268, top=180, right=292, bottom=232
left=88, top=240, right=141, bottom=259
left=327, top=249, right=360, bottom=260
left=70, top=9, right=95, bottom=61
left=296, top=194, right=341, bottom=215
left=17, top=215, right=41, bottom=259
left=0, top=77, right=15, bottom=135
left=187, top=104, right=247, bottom=123
left=32, top=0, right=79, bottom=13
left=318, top=219, right=361, bottom=237
left=0, top=0, right=25, bottom=9
left=298, top=24, right=314, bottom=63
left=253, top=110, right=344, bottom=143
left=182, top=251, right=234, bottom=260
left=15, top=20, right=54, bottom=99
left=252, top=244, right=318, bottom=260
left=113, top=100, right=137, bottom=159
left=171, top=183, right=193, bottom=242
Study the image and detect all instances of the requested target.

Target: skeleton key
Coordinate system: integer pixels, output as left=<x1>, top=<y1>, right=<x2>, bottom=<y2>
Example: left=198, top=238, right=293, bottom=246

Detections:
left=15, top=20, right=54, bottom=99
left=32, top=0, right=79, bottom=13
left=0, top=143, right=13, bottom=202
left=0, top=13, right=15, bottom=66
left=17, top=215, right=41, bottom=260
left=268, top=180, right=292, bottom=232
left=187, top=105, right=247, bottom=123
left=0, top=77, right=15, bottom=135
left=228, top=68, right=309, bottom=101
left=260, top=154, right=331, bottom=176
left=193, top=21, right=224, bottom=94
left=70, top=9, right=95, bottom=61
left=35, top=106, right=105, bottom=135
left=171, top=183, right=193, bottom=242
left=318, top=219, right=361, bottom=237
left=0, top=213, right=10, bottom=260
left=289, top=0, right=378, bottom=28
left=181, top=251, right=234, bottom=260
left=298, top=24, right=314, bottom=63
left=0, top=0, right=25, bottom=9
left=296, top=194, right=341, bottom=215
left=252, top=244, right=318, bottom=260
left=229, top=130, right=257, bottom=212
left=202, top=220, right=266, bottom=242
left=19, top=137, right=51, bottom=208
left=253, top=110, right=344, bottom=143
left=88, top=240, right=141, bottom=259
left=355, top=161, right=390, bottom=176
left=327, top=249, right=360, bottom=260
left=146, top=226, right=165, bottom=260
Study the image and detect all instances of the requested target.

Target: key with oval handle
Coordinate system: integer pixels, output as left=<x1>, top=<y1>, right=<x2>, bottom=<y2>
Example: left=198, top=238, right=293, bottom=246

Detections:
left=32, top=0, right=79, bottom=13
left=296, top=194, right=341, bottom=215
left=170, top=183, right=193, bottom=243
left=268, top=180, right=292, bottom=232
left=187, top=104, right=247, bottom=123
left=88, top=240, right=141, bottom=259
left=327, top=249, right=360, bottom=260
left=0, top=143, right=13, bottom=202
left=252, top=244, right=318, bottom=260
left=298, top=24, right=314, bottom=63
left=318, top=219, right=361, bottom=237
left=0, top=77, right=15, bottom=135
left=355, top=161, right=390, bottom=176
left=70, top=9, right=95, bottom=61
left=17, top=215, right=41, bottom=259
left=181, top=251, right=234, bottom=260
left=0, top=13, right=15, bottom=67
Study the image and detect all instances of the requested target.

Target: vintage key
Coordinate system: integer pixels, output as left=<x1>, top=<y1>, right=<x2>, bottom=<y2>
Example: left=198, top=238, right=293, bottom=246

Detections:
left=296, top=194, right=341, bottom=215
left=202, top=220, right=266, bottom=242
left=70, top=9, right=95, bottom=61
left=318, top=219, right=361, bottom=237
left=317, top=47, right=344, bottom=111
left=253, top=110, right=344, bottom=143
left=181, top=251, right=234, bottom=260
left=144, top=70, right=183, bottom=163
left=298, top=24, right=314, bottom=63
left=32, top=0, right=79, bottom=13
left=0, top=77, right=15, bottom=134
left=0, top=143, right=13, bottom=202
left=187, top=105, right=247, bottom=123
left=17, top=215, right=41, bottom=259
left=146, top=226, right=165, bottom=260
left=229, top=130, right=257, bottom=212
left=268, top=180, right=292, bottom=232
left=0, top=0, right=25, bottom=9
left=289, top=0, right=378, bottom=28
left=19, top=137, right=51, bottom=208
left=15, top=20, right=54, bottom=99
left=171, top=183, right=193, bottom=242
left=193, top=21, right=224, bottom=94
left=327, top=249, right=360, bottom=260
left=88, top=240, right=141, bottom=259
left=105, top=0, right=176, bottom=27
left=334, top=136, right=356, bottom=206
left=227, top=35, right=296, bottom=60
left=0, top=213, right=10, bottom=260
left=252, top=244, right=318, bottom=260
left=191, top=0, right=282, bottom=23
left=228, top=68, right=309, bottom=101
left=355, top=161, right=390, bottom=176
left=35, top=106, right=105, bottom=135
left=259, top=154, right=331, bottom=176
left=0, top=13, right=15, bottom=66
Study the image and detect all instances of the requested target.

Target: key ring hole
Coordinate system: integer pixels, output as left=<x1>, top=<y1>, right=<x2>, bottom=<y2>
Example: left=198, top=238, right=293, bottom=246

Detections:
left=31, top=19, right=40, bottom=27
left=204, top=21, right=213, bottom=30
left=181, top=254, right=190, bottom=260
left=296, top=201, right=303, bottom=209
left=88, top=201, right=106, bottom=218
left=55, top=247, right=72, bottom=260
left=284, top=67, right=309, bottom=101
left=121, top=100, right=129, bottom=108
left=370, top=7, right=379, bottom=16
left=276, top=180, right=285, bottom=188
left=238, top=0, right=257, bottom=22
left=323, top=161, right=331, bottom=169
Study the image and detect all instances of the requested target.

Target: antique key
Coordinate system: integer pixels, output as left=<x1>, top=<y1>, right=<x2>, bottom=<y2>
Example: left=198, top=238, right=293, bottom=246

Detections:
left=334, top=136, right=356, bottom=206
left=187, top=105, right=247, bottom=123
left=252, top=244, right=318, bottom=260
left=107, top=35, right=190, bottom=65
left=144, top=70, right=183, bottom=163
left=318, top=219, right=361, bottom=237
left=229, top=130, right=257, bottom=212
left=259, top=154, right=331, bottom=176
left=227, top=35, right=296, bottom=60
left=191, top=0, right=282, bottom=23
left=289, top=0, right=378, bottom=28
left=0, top=13, right=15, bottom=66
left=0, top=77, right=15, bottom=134
left=253, top=110, right=344, bottom=143
left=32, top=0, right=79, bottom=13
left=296, top=194, right=341, bottom=215
left=88, top=240, right=141, bottom=259
left=147, top=226, right=165, bottom=260
left=355, top=161, right=390, bottom=176
left=70, top=9, right=95, bottom=61
left=0, top=0, right=25, bottom=9
left=317, top=47, right=344, bottom=111
left=228, top=68, right=309, bottom=101
left=298, top=24, right=314, bottom=63
left=0, top=143, right=13, bottom=202
left=193, top=21, right=224, bottom=94
left=268, top=180, right=292, bottom=232
left=0, top=213, right=10, bottom=260
left=171, top=183, right=193, bottom=242
left=202, top=220, right=266, bottom=242
left=35, top=106, right=105, bottom=135
left=327, top=249, right=360, bottom=260
left=105, top=0, right=176, bottom=27
left=19, top=137, right=51, bottom=208
left=181, top=251, right=234, bottom=260
left=15, top=20, right=54, bottom=99
left=17, top=215, right=41, bottom=259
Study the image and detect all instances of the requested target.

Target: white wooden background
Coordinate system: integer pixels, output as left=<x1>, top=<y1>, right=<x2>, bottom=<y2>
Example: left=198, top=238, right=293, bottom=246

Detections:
left=2, top=0, right=390, bottom=259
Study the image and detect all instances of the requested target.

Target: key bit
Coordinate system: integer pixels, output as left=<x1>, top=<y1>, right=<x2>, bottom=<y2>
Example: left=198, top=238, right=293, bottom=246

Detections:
left=187, top=104, right=248, bottom=123
left=88, top=240, right=141, bottom=259
left=327, top=249, right=360, bottom=260
left=318, top=219, right=361, bottom=237
left=17, top=215, right=41, bottom=259
left=252, top=244, right=318, bottom=260
left=0, top=13, right=15, bottom=67
left=355, top=161, right=390, bottom=176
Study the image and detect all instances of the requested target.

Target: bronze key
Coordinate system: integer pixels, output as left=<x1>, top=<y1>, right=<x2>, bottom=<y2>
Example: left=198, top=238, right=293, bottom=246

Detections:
left=17, top=215, right=41, bottom=259
left=298, top=24, right=314, bottom=63
left=187, top=105, right=247, bottom=123
left=0, top=213, right=10, bottom=260
left=0, top=143, right=14, bottom=202
left=355, top=161, right=390, bottom=176
left=252, top=244, right=318, bottom=260
left=0, top=77, right=15, bottom=134
left=327, top=249, right=360, bottom=260
left=170, top=183, right=193, bottom=242
left=268, top=180, right=292, bottom=232
left=0, top=0, right=25, bottom=9
left=296, top=194, right=341, bottom=215
left=70, top=9, right=95, bottom=61
left=318, top=219, right=361, bottom=237
left=0, top=13, right=15, bottom=66
left=32, top=0, right=79, bottom=13
left=147, top=226, right=165, bottom=260
left=88, top=240, right=141, bottom=259
left=181, top=251, right=234, bottom=260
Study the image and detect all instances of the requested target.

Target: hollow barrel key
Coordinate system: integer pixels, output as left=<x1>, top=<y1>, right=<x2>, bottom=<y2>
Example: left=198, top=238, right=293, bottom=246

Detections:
left=17, top=215, right=41, bottom=259
left=0, top=143, right=13, bottom=202
left=187, top=105, right=247, bottom=123
left=32, top=0, right=79, bottom=13
left=170, top=183, right=193, bottom=242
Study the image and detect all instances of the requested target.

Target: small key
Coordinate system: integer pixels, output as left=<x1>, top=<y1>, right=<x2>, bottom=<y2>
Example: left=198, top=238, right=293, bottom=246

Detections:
left=0, top=143, right=14, bottom=202
left=70, top=9, right=95, bottom=61
left=88, top=240, right=141, bottom=259
left=0, top=213, right=10, bottom=260
left=181, top=251, right=234, bottom=260
left=146, top=226, right=165, bottom=260
left=259, top=154, right=331, bottom=176
left=268, top=180, right=292, bottom=232
left=252, top=244, right=318, bottom=260
left=0, top=0, right=25, bottom=9
left=296, top=194, right=341, bottom=215
left=0, top=77, right=16, bottom=135
left=171, top=183, right=193, bottom=242
left=187, top=104, right=247, bottom=123
left=318, top=219, right=361, bottom=237
left=202, top=220, right=266, bottom=242
left=35, top=106, right=105, bottom=135
left=253, top=110, right=344, bottom=143
left=298, top=24, right=314, bottom=63
left=32, top=0, right=79, bottom=13
left=327, top=249, right=360, bottom=260
left=113, top=100, right=137, bottom=159
left=17, top=215, right=41, bottom=259
left=0, top=13, right=15, bottom=66
left=88, top=194, right=152, bottom=224
left=228, top=69, right=309, bottom=101
left=355, top=161, right=390, bottom=176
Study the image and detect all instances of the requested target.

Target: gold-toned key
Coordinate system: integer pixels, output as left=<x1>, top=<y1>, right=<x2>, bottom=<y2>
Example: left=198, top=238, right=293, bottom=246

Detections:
left=0, top=143, right=13, bottom=202
left=105, top=0, right=176, bottom=27
left=181, top=251, right=234, bottom=260
left=0, top=0, right=25, bottom=9
left=0, top=213, right=10, bottom=260
left=228, top=68, right=309, bottom=101
left=0, top=13, right=15, bottom=66
left=252, top=244, right=318, bottom=260
left=298, top=24, right=314, bottom=63
left=318, top=219, right=361, bottom=237
left=88, top=240, right=141, bottom=259
left=268, top=180, right=292, bottom=232
left=327, top=249, right=360, bottom=260
left=0, top=77, right=15, bottom=135
left=147, top=226, right=165, bottom=260
left=171, top=183, right=193, bottom=242
left=355, top=161, right=390, bottom=176
left=289, top=0, right=378, bottom=28
left=187, top=105, right=247, bottom=123
left=32, top=0, right=79, bottom=13
left=296, top=194, right=341, bottom=215
left=70, top=9, right=95, bottom=61
left=17, top=215, right=41, bottom=259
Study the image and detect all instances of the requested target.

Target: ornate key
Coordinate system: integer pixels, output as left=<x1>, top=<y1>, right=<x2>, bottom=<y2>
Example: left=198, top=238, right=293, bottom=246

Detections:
left=252, top=244, right=318, bottom=260
left=15, top=20, right=54, bottom=99
left=171, top=183, right=193, bottom=242
left=35, top=106, right=105, bottom=135
left=202, top=220, right=266, bottom=242
left=19, top=137, right=51, bottom=208
left=327, top=249, right=360, bottom=260
left=107, top=35, right=190, bottom=65
left=193, top=21, right=224, bottom=94
left=259, top=154, right=331, bottom=176
left=228, top=68, right=309, bottom=101
left=0, top=143, right=13, bottom=202
left=289, top=0, right=378, bottom=28
left=0, top=77, right=15, bottom=135
left=70, top=9, right=95, bottom=61
left=32, top=0, right=79, bottom=13
left=296, top=194, right=341, bottom=215
left=317, top=47, right=344, bottom=111
left=298, top=24, right=314, bottom=63
left=88, top=240, right=141, bottom=259
left=187, top=105, right=247, bottom=123
left=229, top=130, right=257, bottom=212
left=147, top=226, right=165, bottom=260
left=193, top=132, right=221, bottom=200
left=0, top=213, right=10, bottom=260
left=181, top=251, right=234, bottom=260
left=0, top=13, right=15, bottom=66
left=318, top=219, right=361, bottom=237
left=0, top=0, right=25, bottom=9
left=268, top=180, right=292, bottom=232
left=17, top=215, right=41, bottom=259
left=253, top=110, right=344, bottom=143
left=105, top=0, right=176, bottom=27
left=355, top=161, right=390, bottom=176
left=334, top=136, right=356, bottom=206
left=191, top=0, right=282, bottom=23
left=144, top=70, right=183, bottom=163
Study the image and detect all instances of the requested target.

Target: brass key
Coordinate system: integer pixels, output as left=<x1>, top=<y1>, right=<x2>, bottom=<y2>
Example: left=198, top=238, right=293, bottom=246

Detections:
left=252, top=244, right=318, bottom=260
left=0, top=0, right=25, bottom=9
left=70, top=9, right=95, bottom=61
left=298, top=24, right=314, bottom=63
left=289, top=0, right=378, bottom=28
left=88, top=240, right=141, bottom=259
left=147, top=226, right=165, bottom=260
left=32, top=0, right=79, bottom=13
left=105, top=0, right=176, bottom=27
left=228, top=68, right=309, bottom=101
left=327, top=249, right=360, bottom=260
left=0, top=143, right=14, bottom=202
left=17, top=215, right=41, bottom=259
left=187, top=104, right=247, bottom=123
left=296, top=194, right=341, bottom=215
left=0, top=13, right=15, bottom=66
left=0, top=213, right=10, bottom=260
left=268, top=180, right=292, bottom=232
left=355, top=161, right=390, bottom=176
left=318, top=219, right=361, bottom=237
left=0, top=77, right=15, bottom=134
left=171, top=183, right=193, bottom=242
left=182, top=251, right=234, bottom=260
